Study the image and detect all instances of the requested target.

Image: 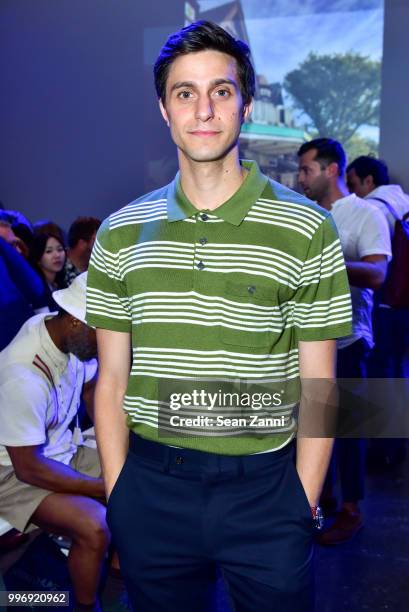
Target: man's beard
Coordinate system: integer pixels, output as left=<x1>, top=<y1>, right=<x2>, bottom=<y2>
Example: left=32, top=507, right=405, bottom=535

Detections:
left=66, top=336, right=97, bottom=362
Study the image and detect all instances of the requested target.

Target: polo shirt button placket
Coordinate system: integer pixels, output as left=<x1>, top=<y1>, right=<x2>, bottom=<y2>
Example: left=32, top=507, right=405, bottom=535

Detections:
left=194, top=213, right=209, bottom=280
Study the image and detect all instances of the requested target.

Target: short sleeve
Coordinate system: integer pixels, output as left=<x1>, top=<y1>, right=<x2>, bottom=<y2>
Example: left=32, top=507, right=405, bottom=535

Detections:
left=86, top=220, right=132, bottom=332
left=0, top=370, right=48, bottom=447
left=357, top=206, right=392, bottom=261
left=293, top=215, right=352, bottom=341
left=83, top=358, right=98, bottom=383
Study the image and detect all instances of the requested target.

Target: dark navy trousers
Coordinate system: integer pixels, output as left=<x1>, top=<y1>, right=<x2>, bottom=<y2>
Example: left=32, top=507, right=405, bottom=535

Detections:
left=325, top=338, right=370, bottom=502
left=107, top=434, right=315, bottom=612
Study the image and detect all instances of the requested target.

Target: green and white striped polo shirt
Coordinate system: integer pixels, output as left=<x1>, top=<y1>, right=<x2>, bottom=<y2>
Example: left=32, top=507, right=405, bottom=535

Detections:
left=86, top=160, right=352, bottom=455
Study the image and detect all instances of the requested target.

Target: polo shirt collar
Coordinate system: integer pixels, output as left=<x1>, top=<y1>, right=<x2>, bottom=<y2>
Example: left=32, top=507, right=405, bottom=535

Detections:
left=166, top=160, right=269, bottom=226
left=331, top=193, right=358, bottom=211
left=39, top=315, right=69, bottom=376
left=167, top=175, right=197, bottom=222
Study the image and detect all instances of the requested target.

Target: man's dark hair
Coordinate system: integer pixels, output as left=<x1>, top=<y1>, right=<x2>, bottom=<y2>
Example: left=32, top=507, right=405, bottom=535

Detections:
left=68, top=216, right=101, bottom=249
left=154, top=20, right=255, bottom=106
left=297, top=138, right=346, bottom=176
left=346, top=156, right=389, bottom=187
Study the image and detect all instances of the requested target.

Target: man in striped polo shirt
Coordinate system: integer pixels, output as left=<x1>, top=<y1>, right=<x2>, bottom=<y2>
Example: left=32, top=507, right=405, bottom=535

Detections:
left=86, top=21, right=352, bottom=612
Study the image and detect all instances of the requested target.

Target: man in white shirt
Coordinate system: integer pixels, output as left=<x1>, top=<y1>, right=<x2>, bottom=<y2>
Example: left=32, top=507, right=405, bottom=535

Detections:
left=346, top=155, right=409, bottom=463
left=0, top=273, right=108, bottom=612
left=346, top=155, right=409, bottom=236
left=298, top=139, right=391, bottom=545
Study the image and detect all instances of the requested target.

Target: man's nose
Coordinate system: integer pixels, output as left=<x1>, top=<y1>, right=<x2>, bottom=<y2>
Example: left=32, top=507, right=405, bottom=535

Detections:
left=195, top=95, right=214, bottom=122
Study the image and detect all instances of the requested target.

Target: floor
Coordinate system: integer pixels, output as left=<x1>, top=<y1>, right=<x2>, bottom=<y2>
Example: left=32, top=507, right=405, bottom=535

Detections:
left=313, top=447, right=409, bottom=612
left=1, top=445, right=408, bottom=611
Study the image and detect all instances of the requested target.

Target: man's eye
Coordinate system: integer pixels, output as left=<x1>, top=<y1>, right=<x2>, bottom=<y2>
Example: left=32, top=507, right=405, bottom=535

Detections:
left=178, top=91, right=192, bottom=99
left=215, top=89, right=230, bottom=97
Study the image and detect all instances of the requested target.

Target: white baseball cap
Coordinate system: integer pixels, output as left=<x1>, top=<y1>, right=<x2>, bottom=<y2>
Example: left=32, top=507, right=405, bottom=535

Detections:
left=53, top=272, right=88, bottom=324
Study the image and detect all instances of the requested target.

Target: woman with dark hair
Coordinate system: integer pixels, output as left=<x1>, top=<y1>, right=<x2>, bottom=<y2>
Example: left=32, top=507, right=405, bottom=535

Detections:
left=29, top=233, right=67, bottom=311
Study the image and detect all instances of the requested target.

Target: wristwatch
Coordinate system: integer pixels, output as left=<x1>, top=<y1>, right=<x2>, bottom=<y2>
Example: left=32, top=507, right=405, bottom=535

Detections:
left=310, top=505, right=324, bottom=530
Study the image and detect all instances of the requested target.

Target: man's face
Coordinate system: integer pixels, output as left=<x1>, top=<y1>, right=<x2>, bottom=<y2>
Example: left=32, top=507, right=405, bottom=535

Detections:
left=66, top=319, right=97, bottom=362
left=346, top=168, right=372, bottom=198
left=159, top=50, right=251, bottom=164
left=298, top=149, right=331, bottom=203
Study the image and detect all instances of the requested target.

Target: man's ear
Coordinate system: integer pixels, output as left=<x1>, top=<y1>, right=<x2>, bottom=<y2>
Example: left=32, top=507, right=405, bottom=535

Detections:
left=326, top=162, right=340, bottom=179
left=159, top=98, right=170, bottom=127
left=242, top=100, right=253, bottom=123
left=69, top=315, right=81, bottom=328
left=364, top=175, right=375, bottom=191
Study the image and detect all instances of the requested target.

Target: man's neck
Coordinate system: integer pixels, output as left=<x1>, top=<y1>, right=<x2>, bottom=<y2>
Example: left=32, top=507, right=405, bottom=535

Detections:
left=366, top=185, right=381, bottom=198
left=178, top=149, right=247, bottom=211
left=319, top=179, right=349, bottom=210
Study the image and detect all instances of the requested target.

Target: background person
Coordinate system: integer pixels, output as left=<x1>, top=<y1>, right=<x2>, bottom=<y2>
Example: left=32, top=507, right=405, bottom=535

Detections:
left=0, top=220, right=45, bottom=350
left=347, top=156, right=409, bottom=464
left=0, top=210, right=33, bottom=258
left=29, top=232, right=67, bottom=311
left=346, top=156, right=409, bottom=378
left=65, top=216, right=101, bottom=286
left=0, top=273, right=108, bottom=612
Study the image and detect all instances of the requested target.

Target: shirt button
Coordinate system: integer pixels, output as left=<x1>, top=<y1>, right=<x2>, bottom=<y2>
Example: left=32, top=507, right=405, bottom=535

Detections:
left=199, top=237, right=208, bottom=245
left=197, top=261, right=205, bottom=270
left=200, top=213, right=209, bottom=221
left=248, top=285, right=256, bottom=294
left=175, top=456, right=184, bottom=465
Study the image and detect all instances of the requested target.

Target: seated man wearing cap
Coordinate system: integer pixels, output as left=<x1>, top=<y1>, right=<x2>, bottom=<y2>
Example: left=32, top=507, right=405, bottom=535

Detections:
left=0, top=273, right=108, bottom=612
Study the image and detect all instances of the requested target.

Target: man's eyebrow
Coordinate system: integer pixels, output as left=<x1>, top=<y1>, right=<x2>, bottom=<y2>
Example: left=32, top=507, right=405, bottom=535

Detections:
left=170, top=78, right=238, bottom=93
left=210, top=78, right=237, bottom=88
left=170, top=81, right=195, bottom=93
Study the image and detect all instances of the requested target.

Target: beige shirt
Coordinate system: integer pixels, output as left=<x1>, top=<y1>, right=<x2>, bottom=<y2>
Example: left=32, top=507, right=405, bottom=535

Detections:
left=0, top=314, right=97, bottom=466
